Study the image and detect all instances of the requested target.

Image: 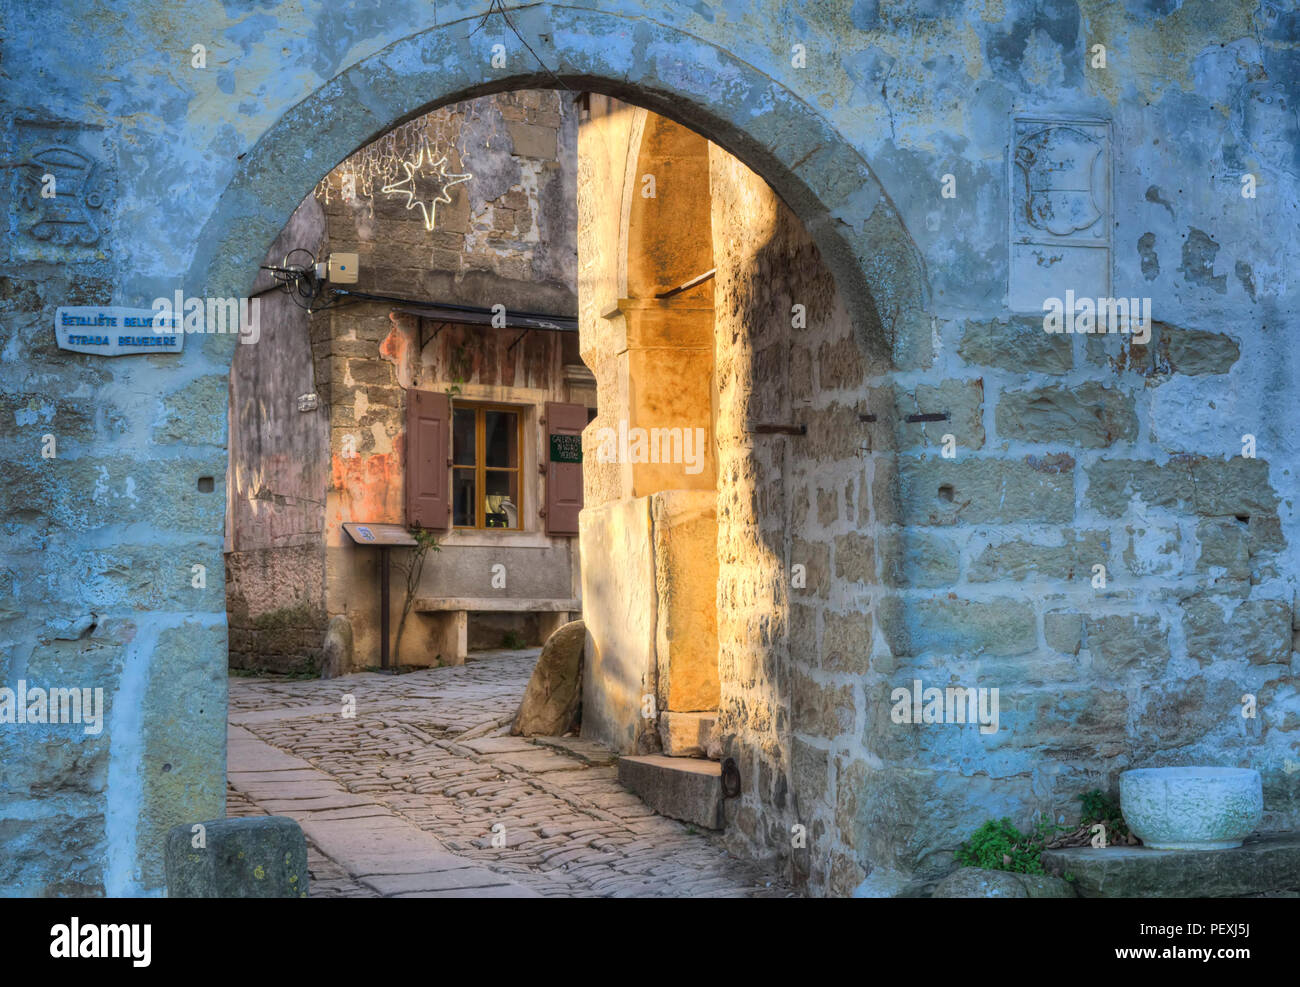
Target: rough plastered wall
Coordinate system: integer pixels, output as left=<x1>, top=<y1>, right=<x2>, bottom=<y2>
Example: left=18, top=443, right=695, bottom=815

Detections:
left=1, top=0, right=1297, bottom=897
left=313, top=90, right=583, bottom=667
left=225, top=196, right=330, bottom=675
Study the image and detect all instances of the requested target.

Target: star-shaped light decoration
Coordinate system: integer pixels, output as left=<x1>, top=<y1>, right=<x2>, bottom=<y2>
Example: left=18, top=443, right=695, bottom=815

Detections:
left=380, top=140, right=471, bottom=231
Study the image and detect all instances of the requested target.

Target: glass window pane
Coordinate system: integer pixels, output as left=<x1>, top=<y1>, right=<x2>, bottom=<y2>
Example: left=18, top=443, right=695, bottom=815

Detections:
left=483, top=470, right=519, bottom=529
left=484, top=411, right=518, bottom=468
left=452, top=468, right=476, bottom=526
left=453, top=408, right=476, bottom=466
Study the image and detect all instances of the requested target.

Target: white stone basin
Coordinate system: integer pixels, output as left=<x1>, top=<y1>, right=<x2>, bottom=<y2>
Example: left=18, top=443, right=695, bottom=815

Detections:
left=1120, top=767, right=1263, bottom=850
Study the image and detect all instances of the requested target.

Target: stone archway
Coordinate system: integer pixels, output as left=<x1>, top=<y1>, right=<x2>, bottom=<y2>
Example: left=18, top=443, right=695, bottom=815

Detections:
left=154, top=6, right=927, bottom=896
left=188, top=7, right=927, bottom=359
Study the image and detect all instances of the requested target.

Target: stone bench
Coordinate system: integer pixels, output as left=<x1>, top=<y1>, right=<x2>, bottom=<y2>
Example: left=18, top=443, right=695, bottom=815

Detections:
left=165, top=816, right=308, bottom=898
left=1041, top=832, right=1300, bottom=897
left=412, top=597, right=580, bottom=665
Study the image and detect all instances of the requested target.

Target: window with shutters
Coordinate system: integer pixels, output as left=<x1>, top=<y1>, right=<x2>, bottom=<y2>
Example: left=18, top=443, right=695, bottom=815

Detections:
left=451, top=403, right=524, bottom=530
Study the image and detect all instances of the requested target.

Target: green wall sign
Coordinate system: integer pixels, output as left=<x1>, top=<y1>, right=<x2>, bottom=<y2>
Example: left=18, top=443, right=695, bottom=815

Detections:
left=549, top=433, right=583, bottom=464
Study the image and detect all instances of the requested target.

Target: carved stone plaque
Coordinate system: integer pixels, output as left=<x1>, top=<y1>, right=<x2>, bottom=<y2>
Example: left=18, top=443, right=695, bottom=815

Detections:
left=4, top=118, right=114, bottom=263
left=1008, top=116, right=1110, bottom=312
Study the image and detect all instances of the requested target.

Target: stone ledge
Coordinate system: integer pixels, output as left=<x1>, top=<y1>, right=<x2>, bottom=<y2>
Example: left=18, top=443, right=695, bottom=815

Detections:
left=617, top=755, right=723, bottom=830
left=1041, top=832, right=1300, bottom=898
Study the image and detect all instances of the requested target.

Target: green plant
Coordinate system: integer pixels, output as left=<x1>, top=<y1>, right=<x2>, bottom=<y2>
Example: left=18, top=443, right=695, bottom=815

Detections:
left=391, top=525, right=441, bottom=665
left=502, top=630, right=526, bottom=649
left=955, top=815, right=1062, bottom=874
left=1078, top=788, right=1130, bottom=841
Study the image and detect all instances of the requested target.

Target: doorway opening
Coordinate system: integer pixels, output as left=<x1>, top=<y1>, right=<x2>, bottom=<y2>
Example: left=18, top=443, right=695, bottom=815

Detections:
left=199, top=16, right=920, bottom=897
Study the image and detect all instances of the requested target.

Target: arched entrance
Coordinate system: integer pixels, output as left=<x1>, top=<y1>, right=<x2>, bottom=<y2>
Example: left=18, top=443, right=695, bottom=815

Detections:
left=188, top=8, right=926, bottom=350
left=101, top=6, right=928, bottom=896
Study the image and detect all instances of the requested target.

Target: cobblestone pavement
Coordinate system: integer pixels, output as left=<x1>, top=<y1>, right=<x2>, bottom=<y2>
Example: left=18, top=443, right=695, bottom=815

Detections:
left=227, top=650, right=792, bottom=898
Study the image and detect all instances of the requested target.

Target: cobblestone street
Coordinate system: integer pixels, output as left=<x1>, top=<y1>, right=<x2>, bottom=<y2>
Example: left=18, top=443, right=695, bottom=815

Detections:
left=227, top=650, right=791, bottom=898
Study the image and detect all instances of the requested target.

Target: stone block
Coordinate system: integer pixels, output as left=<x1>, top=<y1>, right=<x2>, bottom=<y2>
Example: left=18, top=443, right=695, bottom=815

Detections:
left=346, top=359, right=395, bottom=386
left=905, top=597, right=1037, bottom=657
left=1085, top=613, right=1169, bottom=674
left=1004, top=687, right=1130, bottom=756
left=1093, top=322, right=1240, bottom=379
left=1190, top=458, right=1279, bottom=517
left=967, top=529, right=1109, bottom=583
left=833, top=532, right=875, bottom=583
left=1087, top=456, right=1275, bottom=520
left=958, top=316, right=1072, bottom=374
left=1181, top=595, right=1292, bottom=666
left=139, top=624, right=228, bottom=888
left=506, top=120, right=558, bottom=159
left=880, top=529, right=961, bottom=588
left=1132, top=675, right=1244, bottom=750
left=894, top=378, right=985, bottom=451
left=898, top=456, right=1074, bottom=525
left=996, top=381, right=1136, bottom=448
left=165, top=816, right=308, bottom=898
left=3, top=457, right=226, bottom=533
left=1162, top=327, right=1240, bottom=375
left=791, top=737, right=830, bottom=804
left=1041, top=833, right=1300, bottom=898
left=791, top=668, right=857, bottom=740
left=1086, top=458, right=1194, bottom=517
left=652, top=490, right=720, bottom=713
left=820, top=609, right=871, bottom=674
left=1044, top=611, right=1083, bottom=654
left=1196, top=518, right=1250, bottom=580
left=617, top=755, right=723, bottom=829
left=817, top=337, right=867, bottom=390
left=0, top=813, right=107, bottom=896
left=513, top=619, right=586, bottom=737
left=790, top=538, right=830, bottom=598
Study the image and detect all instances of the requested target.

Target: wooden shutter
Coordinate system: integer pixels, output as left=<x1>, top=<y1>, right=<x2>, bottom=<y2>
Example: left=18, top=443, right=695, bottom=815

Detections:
left=406, top=389, right=450, bottom=530
left=544, top=402, right=586, bottom=536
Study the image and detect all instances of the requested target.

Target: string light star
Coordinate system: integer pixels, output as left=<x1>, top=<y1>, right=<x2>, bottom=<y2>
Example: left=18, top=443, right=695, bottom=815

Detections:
left=380, top=140, right=471, bottom=231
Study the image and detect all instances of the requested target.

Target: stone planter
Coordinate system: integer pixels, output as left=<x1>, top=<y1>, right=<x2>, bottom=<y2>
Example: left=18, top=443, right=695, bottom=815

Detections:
left=1120, top=767, right=1263, bottom=850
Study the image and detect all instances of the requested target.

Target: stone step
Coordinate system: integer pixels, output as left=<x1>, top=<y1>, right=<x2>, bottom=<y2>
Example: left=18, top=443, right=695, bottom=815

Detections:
left=658, top=711, right=720, bottom=758
left=1041, top=832, right=1300, bottom=897
left=617, top=754, right=723, bottom=830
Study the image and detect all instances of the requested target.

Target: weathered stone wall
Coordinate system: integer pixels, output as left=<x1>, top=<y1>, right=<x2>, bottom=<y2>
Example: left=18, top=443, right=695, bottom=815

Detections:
left=709, top=146, right=894, bottom=896
left=225, top=196, right=330, bottom=674
left=311, top=90, right=586, bottom=667
left=2, top=0, right=1297, bottom=898
left=709, top=152, right=1300, bottom=896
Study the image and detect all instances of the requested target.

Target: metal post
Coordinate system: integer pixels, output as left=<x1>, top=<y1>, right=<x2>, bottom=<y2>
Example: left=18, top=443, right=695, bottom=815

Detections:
left=380, top=545, right=391, bottom=671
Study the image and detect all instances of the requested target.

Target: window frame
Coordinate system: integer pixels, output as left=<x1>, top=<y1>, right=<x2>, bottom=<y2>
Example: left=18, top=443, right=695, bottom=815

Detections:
left=450, top=401, right=526, bottom=531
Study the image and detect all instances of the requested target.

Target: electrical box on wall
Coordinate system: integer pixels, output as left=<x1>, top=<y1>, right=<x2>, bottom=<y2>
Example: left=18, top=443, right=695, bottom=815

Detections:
left=329, top=252, right=359, bottom=284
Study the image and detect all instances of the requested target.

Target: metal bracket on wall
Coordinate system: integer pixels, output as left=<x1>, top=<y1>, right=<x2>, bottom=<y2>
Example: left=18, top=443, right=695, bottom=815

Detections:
left=745, top=422, right=806, bottom=436
left=417, top=317, right=452, bottom=352
left=655, top=267, right=716, bottom=300
left=858, top=412, right=875, bottom=456
left=857, top=411, right=952, bottom=424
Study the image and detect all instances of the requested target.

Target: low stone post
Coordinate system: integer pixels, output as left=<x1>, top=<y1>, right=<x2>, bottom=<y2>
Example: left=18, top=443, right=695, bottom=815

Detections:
left=165, top=816, right=309, bottom=898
